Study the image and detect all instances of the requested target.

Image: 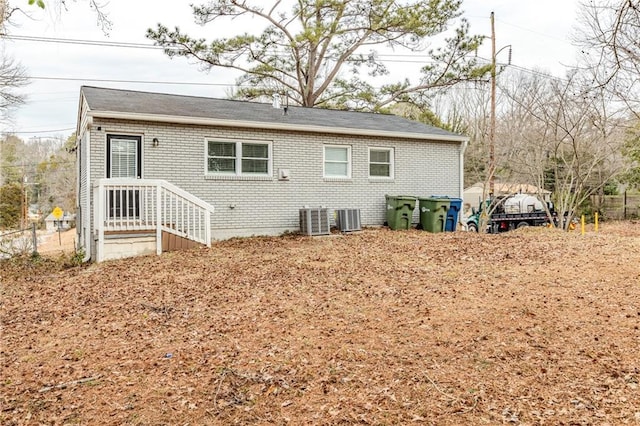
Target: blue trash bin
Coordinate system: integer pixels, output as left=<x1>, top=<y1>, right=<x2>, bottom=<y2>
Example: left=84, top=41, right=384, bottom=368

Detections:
left=445, top=198, right=463, bottom=231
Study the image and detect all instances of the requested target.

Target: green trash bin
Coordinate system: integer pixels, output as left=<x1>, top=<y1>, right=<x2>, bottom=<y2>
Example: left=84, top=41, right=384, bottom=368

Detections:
left=385, top=195, right=416, bottom=230
left=418, top=196, right=451, bottom=233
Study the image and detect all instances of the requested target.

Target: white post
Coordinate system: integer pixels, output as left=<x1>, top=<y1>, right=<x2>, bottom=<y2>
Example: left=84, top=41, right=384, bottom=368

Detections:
left=95, top=181, right=105, bottom=263
left=156, top=183, right=162, bottom=255
left=459, top=140, right=468, bottom=230
left=204, top=210, right=211, bottom=247
left=31, top=223, right=38, bottom=256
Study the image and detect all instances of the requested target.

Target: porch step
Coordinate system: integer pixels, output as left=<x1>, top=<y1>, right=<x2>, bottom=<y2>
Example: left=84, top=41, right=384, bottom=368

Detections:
left=105, top=230, right=154, bottom=237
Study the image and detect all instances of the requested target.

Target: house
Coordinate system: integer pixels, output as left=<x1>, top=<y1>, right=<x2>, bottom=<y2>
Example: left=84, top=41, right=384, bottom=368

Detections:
left=45, top=212, right=76, bottom=232
left=463, top=182, right=552, bottom=213
left=76, top=86, right=469, bottom=262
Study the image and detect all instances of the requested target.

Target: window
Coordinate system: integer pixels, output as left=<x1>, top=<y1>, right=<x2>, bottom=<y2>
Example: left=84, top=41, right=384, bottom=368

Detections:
left=207, top=140, right=271, bottom=176
left=241, top=143, right=269, bottom=174
left=324, top=145, right=351, bottom=178
left=207, top=141, right=236, bottom=173
left=107, top=135, right=141, bottom=179
left=369, top=147, right=394, bottom=178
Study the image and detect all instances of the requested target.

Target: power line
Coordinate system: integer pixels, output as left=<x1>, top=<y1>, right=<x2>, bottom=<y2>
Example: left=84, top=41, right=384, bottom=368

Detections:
left=464, top=14, right=575, bottom=46
left=0, top=33, right=455, bottom=60
left=26, top=60, right=567, bottom=89
left=28, top=75, right=234, bottom=86
left=3, top=34, right=166, bottom=50
left=8, top=33, right=568, bottom=77
left=474, top=56, right=568, bottom=82
left=495, top=19, right=573, bottom=45
left=5, top=30, right=573, bottom=58
left=5, top=33, right=433, bottom=59
left=507, top=64, right=568, bottom=82
left=4, top=127, right=75, bottom=134
left=7, top=32, right=572, bottom=137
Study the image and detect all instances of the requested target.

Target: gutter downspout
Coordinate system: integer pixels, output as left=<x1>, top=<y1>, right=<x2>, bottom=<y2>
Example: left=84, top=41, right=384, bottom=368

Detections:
left=459, top=140, right=468, bottom=229
left=459, top=139, right=468, bottom=198
left=83, top=121, right=92, bottom=263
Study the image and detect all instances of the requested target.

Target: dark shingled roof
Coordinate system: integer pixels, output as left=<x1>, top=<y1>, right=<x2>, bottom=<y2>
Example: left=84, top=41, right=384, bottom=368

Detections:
left=80, top=86, right=465, bottom=141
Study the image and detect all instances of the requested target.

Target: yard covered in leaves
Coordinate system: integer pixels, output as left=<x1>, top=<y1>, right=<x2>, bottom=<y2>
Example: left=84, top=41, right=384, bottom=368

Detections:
left=1, top=223, right=640, bottom=425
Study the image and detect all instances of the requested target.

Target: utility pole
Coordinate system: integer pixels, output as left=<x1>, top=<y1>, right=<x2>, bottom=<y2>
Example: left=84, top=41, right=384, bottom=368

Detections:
left=21, top=166, right=29, bottom=229
left=489, top=11, right=496, bottom=196
left=488, top=13, right=511, bottom=197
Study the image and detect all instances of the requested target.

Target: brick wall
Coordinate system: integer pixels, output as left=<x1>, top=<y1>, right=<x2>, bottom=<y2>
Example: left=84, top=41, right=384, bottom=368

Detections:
left=86, top=118, right=462, bottom=238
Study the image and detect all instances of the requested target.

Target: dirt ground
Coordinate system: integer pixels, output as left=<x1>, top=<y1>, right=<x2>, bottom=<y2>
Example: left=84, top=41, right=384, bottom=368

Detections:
left=1, top=222, right=639, bottom=425
left=36, top=229, right=77, bottom=256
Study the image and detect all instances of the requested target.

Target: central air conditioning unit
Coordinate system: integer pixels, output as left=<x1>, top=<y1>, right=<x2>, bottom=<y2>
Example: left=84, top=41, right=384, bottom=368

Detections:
left=335, top=208, right=362, bottom=232
left=299, top=207, right=331, bottom=236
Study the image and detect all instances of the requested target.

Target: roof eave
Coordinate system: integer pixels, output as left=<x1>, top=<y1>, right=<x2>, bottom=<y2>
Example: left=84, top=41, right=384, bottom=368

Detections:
left=75, top=91, right=86, bottom=144
left=87, top=110, right=469, bottom=143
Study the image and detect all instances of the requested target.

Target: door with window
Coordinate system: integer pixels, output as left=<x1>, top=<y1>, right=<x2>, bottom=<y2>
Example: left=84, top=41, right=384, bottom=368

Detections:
left=107, top=135, right=142, bottom=219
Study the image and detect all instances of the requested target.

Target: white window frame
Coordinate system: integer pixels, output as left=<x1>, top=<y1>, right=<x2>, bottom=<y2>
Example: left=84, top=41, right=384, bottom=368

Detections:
left=323, top=145, right=352, bottom=179
left=368, top=147, right=394, bottom=179
left=106, top=134, right=143, bottom=179
left=205, top=139, right=272, bottom=177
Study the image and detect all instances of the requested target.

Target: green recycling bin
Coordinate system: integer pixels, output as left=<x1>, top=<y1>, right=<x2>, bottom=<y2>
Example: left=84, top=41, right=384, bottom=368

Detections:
left=418, top=196, right=451, bottom=233
left=385, top=195, right=416, bottom=230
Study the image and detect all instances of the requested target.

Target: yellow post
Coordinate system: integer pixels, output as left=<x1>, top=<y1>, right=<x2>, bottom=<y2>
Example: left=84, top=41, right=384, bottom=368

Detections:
left=595, top=212, right=599, bottom=232
left=581, top=215, right=585, bottom=236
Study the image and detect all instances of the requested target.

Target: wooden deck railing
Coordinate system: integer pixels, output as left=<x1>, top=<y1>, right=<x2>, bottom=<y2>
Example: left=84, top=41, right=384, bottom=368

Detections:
left=93, top=178, right=214, bottom=261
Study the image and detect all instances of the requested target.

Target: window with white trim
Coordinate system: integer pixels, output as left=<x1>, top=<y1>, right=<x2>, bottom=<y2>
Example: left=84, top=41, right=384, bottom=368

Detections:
left=107, top=134, right=141, bottom=179
left=368, top=147, right=394, bottom=178
left=207, top=140, right=271, bottom=176
left=324, top=145, right=351, bottom=178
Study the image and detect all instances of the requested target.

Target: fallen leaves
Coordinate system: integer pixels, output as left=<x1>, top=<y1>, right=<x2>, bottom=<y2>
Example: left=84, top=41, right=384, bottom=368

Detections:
left=1, top=222, right=639, bottom=424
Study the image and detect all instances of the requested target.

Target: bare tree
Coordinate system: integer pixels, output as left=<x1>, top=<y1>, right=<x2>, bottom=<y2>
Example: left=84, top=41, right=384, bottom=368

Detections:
left=33, top=133, right=76, bottom=213
left=497, top=70, right=556, bottom=194
left=501, top=69, right=629, bottom=228
left=1, top=0, right=112, bottom=123
left=1, top=0, right=29, bottom=122
left=575, top=0, right=640, bottom=118
left=438, top=67, right=630, bottom=230
left=48, top=0, right=112, bottom=34
left=1, top=1, right=112, bottom=33
left=432, top=82, right=492, bottom=187
left=0, top=50, right=28, bottom=125
left=1, top=0, right=16, bottom=28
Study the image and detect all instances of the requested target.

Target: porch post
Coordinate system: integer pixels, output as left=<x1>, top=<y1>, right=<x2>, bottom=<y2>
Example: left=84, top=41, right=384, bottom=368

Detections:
left=204, top=210, right=211, bottom=247
left=156, top=183, right=162, bottom=255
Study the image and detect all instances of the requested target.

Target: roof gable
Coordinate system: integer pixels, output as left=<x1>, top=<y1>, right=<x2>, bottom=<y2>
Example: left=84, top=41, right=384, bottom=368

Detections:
left=80, top=86, right=467, bottom=143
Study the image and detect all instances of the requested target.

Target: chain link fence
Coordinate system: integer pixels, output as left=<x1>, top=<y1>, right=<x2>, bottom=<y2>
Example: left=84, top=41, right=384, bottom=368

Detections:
left=0, top=224, right=38, bottom=259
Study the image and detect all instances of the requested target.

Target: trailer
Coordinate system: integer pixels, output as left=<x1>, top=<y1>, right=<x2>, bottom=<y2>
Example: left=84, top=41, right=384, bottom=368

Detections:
left=466, top=194, right=555, bottom=233
left=482, top=211, right=552, bottom=233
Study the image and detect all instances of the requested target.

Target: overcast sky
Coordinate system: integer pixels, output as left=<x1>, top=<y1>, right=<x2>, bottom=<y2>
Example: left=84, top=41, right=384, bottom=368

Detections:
left=2, top=0, right=581, bottom=142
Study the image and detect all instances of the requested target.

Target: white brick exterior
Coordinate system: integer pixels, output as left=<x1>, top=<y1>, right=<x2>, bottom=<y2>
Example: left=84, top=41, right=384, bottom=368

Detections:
left=78, top=116, right=464, bottom=253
